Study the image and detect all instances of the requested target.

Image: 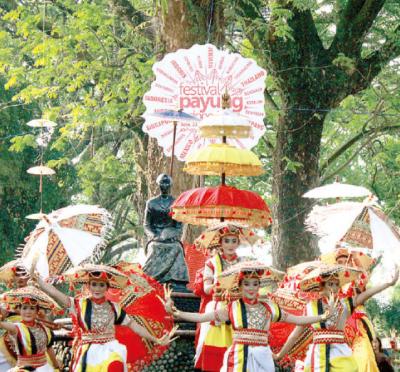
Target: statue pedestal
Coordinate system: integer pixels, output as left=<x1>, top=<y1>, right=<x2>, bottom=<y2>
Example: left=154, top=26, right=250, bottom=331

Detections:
left=143, top=241, right=189, bottom=284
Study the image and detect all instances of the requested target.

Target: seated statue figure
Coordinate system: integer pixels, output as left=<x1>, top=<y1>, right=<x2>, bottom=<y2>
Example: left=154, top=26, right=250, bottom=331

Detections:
left=143, top=173, right=189, bottom=284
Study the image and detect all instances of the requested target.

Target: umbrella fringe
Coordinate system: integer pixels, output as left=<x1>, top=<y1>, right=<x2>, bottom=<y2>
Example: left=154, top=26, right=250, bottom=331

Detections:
left=82, top=210, right=114, bottom=265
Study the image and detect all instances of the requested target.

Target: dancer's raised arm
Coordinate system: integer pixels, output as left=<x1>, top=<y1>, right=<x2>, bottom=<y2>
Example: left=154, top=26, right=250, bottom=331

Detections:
left=37, top=276, right=70, bottom=308
left=356, top=265, right=398, bottom=306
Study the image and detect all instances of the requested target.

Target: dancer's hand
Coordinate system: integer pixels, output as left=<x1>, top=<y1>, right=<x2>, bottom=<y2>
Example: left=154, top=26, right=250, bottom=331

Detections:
left=272, top=352, right=282, bottom=361
left=157, top=284, right=178, bottom=317
left=155, top=325, right=179, bottom=346
left=322, top=293, right=337, bottom=321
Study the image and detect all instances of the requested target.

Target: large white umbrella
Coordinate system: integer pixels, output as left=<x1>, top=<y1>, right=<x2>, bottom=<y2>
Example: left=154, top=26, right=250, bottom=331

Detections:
left=20, top=205, right=113, bottom=279
left=306, top=198, right=400, bottom=283
left=303, top=182, right=371, bottom=199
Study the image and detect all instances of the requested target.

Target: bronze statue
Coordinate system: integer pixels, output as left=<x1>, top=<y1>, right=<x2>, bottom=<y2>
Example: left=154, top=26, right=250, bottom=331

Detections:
left=143, top=174, right=189, bottom=284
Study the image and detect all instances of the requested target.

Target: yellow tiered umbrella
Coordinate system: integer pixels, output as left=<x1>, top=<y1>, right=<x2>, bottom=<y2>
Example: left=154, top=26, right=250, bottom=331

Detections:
left=184, top=143, right=264, bottom=176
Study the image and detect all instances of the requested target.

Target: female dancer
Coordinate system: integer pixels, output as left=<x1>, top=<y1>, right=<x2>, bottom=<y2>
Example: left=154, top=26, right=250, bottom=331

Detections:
left=194, top=224, right=252, bottom=371
left=37, top=264, right=175, bottom=372
left=332, top=247, right=379, bottom=372
left=0, top=261, right=30, bottom=371
left=165, top=261, right=334, bottom=372
left=0, top=285, right=61, bottom=371
left=275, top=264, right=399, bottom=372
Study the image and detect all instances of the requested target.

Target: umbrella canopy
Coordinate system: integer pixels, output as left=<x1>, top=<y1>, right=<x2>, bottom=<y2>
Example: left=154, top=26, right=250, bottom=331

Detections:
left=306, top=200, right=400, bottom=253
left=303, top=182, right=371, bottom=199
left=171, top=185, right=272, bottom=227
left=107, top=262, right=157, bottom=306
left=20, top=204, right=113, bottom=279
left=26, top=119, right=57, bottom=128
left=61, top=263, right=129, bottom=289
left=1, top=285, right=62, bottom=313
left=194, top=222, right=261, bottom=252
left=198, top=108, right=251, bottom=138
left=184, top=143, right=264, bottom=176
left=218, top=260, right=284, bottom=293
left=299, top=264, right=362, bottom=292
left=26, top=165, right=55, bottom=176
left=147, top=109, right=201, bottom=122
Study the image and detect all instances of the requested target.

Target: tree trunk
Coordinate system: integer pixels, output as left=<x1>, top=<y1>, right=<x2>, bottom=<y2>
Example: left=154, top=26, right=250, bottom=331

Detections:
left=134, top=0, right=223, bottom=242
left=271, top=106, right=326, bottom=269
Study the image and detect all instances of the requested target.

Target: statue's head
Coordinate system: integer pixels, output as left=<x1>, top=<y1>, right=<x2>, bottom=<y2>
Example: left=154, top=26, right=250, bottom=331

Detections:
left=156, top=173, right=172, bottom=195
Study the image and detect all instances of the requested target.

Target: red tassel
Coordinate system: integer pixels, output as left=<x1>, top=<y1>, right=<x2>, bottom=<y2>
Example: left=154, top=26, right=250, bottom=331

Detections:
left=344, top=271, right=350, bottom=278
left=249, top=231, right=254, bottom=236
left=360, top=272, right=367, bottom=279
left=265, top=270, right=271, bottom=276
left=74, top=273, right=79, bottom=279
left=316, top=276, right=322, bottom=283
left=201, top=234, right=205, bottom=240
left=11, top=266, right=17, bottom=273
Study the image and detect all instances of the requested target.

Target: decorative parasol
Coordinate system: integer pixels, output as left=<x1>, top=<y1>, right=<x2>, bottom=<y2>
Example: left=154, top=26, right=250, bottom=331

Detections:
left=299, top=264, right=362, bottom=292
left=184, top=143, right=263, bottom=176
left=105, top=262, right=174, bottom=370
left=1, top=285, right=62, bottom=313
left=107, top=262, right=157, bottom=305
left=194, top=222, right=261, bottom=252
left=0, top=260, right=25, bottom=287
left=26, top=165, right=56, bottom=176
left=26, top=119, right=57, bottom=128
left=142, top=43, right=266, bottom=161
left=60, top=263, right=129, bottom=289
left=20, top=205, right=113, bottom=279
left=146, top=109, right=200, bottom=176
left=303, top=181, right=371, bottom=199
left=306, top=199, right=400, bottom=254
left=218, top=260, right=285, bottom=293
left=171, top=185, right=272, bottom=227
left=198, top=106, right=251, bottom=138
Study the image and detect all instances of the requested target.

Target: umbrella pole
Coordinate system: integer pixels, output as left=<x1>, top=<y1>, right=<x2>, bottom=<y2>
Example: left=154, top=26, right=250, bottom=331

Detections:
left=170, top=120, right=177, bottom=177
left=221, top=135, right=227, bottom=185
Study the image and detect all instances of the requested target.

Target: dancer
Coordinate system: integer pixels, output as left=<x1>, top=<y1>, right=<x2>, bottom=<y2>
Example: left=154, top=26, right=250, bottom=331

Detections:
left=194, top=224, right=255, bottom=371
left=0, top=285, right=62, bottom=371
left=37, top=264, right=176, bottom=372
left=165, top=261, right=335, bottom=372
left=0, top=261, right=30, bottom=371
left=330, top=247, right=379, bottom=372
left=275, top=263, right=399, bottom=372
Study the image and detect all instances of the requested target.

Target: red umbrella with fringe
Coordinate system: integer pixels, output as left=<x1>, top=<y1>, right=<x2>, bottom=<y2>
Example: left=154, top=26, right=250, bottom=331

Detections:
left=171, top=185, right=272, bottom=227
left=106, top=262, right=174, bottom=371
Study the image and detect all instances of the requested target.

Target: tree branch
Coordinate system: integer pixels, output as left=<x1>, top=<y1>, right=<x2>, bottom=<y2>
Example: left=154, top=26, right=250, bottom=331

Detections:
left=320, top=124, right=400, bottom=178
left=107, top=0, right=154, bottom=39
left=330, top=0, right=386, bottom=57
left=350, top=24, right=400, bottom=93
left=321, top=124, right=400, bottom=172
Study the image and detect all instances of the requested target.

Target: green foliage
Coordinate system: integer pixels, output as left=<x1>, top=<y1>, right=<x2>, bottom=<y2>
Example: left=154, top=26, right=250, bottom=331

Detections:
left=0, top=84, right=75, bottom=265
left=366, top=285, right=400, bottom=335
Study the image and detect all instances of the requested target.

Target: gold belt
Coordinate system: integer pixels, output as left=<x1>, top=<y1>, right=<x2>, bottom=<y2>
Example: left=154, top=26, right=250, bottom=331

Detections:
left=17, top=353, right=46, bottom=368
left=233, top=329, right=269, bottom=346
left=313, top=329, right=346, bottom=344
left=81, top=332, right=115, bottom=344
